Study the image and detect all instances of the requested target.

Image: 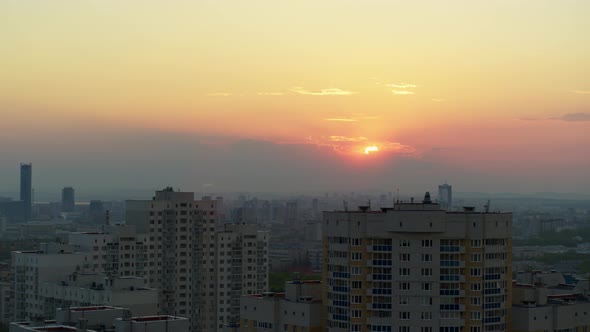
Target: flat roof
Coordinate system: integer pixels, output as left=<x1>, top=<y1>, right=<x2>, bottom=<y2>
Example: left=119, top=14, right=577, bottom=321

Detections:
left=130, top=315, right=186, bottom=322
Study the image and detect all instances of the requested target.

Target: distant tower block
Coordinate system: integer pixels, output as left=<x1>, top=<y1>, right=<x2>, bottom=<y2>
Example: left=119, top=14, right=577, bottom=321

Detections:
left=20, top=163, right=32, bottom=221
left=438, top=183, right=452, bottom=210
left=61, top=187, right=75, bottom=212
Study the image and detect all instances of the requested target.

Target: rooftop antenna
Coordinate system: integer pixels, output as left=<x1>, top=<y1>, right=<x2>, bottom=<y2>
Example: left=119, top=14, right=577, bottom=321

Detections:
left=396, top=188, right=400, bottom=203
left=484, top=200, right=491, bottom=213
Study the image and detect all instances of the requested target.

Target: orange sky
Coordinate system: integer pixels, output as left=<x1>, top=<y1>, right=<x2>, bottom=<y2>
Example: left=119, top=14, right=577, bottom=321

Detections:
left=1, top=0, right=589, bottom=193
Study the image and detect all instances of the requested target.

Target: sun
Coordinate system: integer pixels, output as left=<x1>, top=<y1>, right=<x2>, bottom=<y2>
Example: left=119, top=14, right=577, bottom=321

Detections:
left=364, top=145, right=379, bottom=155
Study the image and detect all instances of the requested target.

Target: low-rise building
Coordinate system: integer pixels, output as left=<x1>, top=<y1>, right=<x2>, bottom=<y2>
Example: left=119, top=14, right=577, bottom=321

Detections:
left=39, top=272, right=158, bottom=318
left=240, top=280, right=322, bottom=332
left=512, top=271, right=590, bottom=332
left=11, top=306, right=189, bottom=332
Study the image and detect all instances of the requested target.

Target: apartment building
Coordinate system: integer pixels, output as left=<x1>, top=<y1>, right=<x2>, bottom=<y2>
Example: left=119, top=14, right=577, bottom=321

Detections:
left=240, top=280, right=323, bottom=332
left=126, top=188, right=268, bottom=332
left=67, top=225, right=149, bottom=277
left=512, top=271, right=590, bottom=332
left=215, top=223, right=269, bottom=327
left=11, top=243, right=90, bottom=321
left=322, top=193, right=512, bottom=332
left=38, top=272, right=158, bottom=317
left=126, top=188, right=218, bottom=332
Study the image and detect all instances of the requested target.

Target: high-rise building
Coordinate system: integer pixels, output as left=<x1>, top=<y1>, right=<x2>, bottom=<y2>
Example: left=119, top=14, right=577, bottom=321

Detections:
left=126, top=188, right=268, bottom=332
left=322, top=193, right=512, bottom=332
left=61, top=187, right=75, bottom=212
left=126, top=188, right=218, bottom=332
left=438, top=183, right=453, bottom=210
left=215, top=223, right=269, bottom=327
left=19, top=163, right=32, bottom=221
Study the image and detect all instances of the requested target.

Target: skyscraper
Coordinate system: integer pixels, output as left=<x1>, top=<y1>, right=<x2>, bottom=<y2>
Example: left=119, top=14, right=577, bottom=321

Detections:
left=438, top=183, right=453, bottom=210
left=61, top=187, right=75, bottom=212
left=19, top=163, right=32, bottom=221
left=322, top=193, right=512, bottom=332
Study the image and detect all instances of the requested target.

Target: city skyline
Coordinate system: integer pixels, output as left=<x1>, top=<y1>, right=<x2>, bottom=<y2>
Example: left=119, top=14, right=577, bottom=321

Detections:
left=1, top=0, right=589, bottom=194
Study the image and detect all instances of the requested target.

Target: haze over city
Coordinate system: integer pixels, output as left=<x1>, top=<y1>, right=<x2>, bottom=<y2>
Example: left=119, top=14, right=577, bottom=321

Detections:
left=2, top=0, right=590, bottom=196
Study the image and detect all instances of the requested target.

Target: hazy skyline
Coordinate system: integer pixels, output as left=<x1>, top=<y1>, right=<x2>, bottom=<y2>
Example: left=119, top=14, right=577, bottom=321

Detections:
left=1, top=1, right=589, bottom=195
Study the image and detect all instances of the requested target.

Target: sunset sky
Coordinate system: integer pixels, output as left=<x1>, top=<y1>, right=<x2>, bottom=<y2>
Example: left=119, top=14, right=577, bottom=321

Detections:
left=1, top=0, right=589, bottom=196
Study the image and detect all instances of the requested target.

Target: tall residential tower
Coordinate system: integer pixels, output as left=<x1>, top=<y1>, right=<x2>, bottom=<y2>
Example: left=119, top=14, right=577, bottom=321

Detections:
left=322, top=193, right=512, bottom=332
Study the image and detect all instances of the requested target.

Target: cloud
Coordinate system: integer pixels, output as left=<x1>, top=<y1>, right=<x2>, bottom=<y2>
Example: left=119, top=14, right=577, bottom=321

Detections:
left=573, top=90, right=590, bottom=95
left=387, top=83, right=417, bottom=89
left=324, top=118, right=357, bottom=122
left=559, top=113, right=590, bottom=122
left=291, top=87, right=357, bottom=96
left=329, top=136, right=367, bottom=142
left=392, top=90, right=415, bottom=95
left=207, top=92, right=231, bottom=97
left=431, top=98, right=445, bottom=102
left=257, top=92, right=284, bottom=96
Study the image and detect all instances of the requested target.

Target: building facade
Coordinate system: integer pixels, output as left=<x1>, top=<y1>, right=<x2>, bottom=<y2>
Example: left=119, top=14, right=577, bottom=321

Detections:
left=322, top=195, right=512, bottom=332
left=240, top=280, right=323, bottom=332
left=215, top=223, right=269, bottom=327
left=126, top=188, right=268, bottom=332
left=11, top=243, right=90, bottom=321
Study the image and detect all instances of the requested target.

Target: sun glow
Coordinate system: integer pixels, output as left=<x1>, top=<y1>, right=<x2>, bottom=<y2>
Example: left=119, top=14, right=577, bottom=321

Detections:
left=364, top=146, right=379, bottom=155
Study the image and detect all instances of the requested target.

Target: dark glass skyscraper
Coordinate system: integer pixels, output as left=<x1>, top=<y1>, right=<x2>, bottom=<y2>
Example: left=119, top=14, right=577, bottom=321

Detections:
left=20, top=163, right=32, bottom=220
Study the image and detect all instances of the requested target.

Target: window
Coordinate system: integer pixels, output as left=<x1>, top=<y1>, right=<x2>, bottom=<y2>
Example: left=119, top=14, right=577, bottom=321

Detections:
left=421, top=282, right=432, bottom=291
left=422, top=239, right=433, bottom=247
left=421, top=312, right=432, bottom=320
left=399, top=282, right=410, bottom=291
left=471, top=311, right=481, bottom=320
left=420, top=297, right=433, bottom=306
left=351, top=295, right=362, bottom=304
left=351, top=309, right=362, bottom=318
left=351, top=325, right=361, bottom=332
left=352, top=252, right=363, bottom=261
left=470, top=268, right=481, bottom=277
left=351, top=238, right=361, bottom=246
left=399, top=253, right=410, bottom=262
left=470, top=297, right=481, bottom=306
left=399, top=296, right=409, bottom=305
left=471, top=239, right=482, bottom=247
left=399, top=327, right=410, bottom=332
left=421, top=254, right=432, bottom=262
left=422, top=328, right=433, bottom=332
left=399, top=312, right=410, bottom=320
left=471, top=253, right=481, bottom=262
left=400, top=239, right=410, bottom=247
left=399, top=267, right=410, bottom=276
left=421, top=268, right=433, bottom=276
left=352, top=281, right=362, bottom=289
left=351, top=266, right=361, bottom=275
left=470, top=283, right=482, bottom=291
